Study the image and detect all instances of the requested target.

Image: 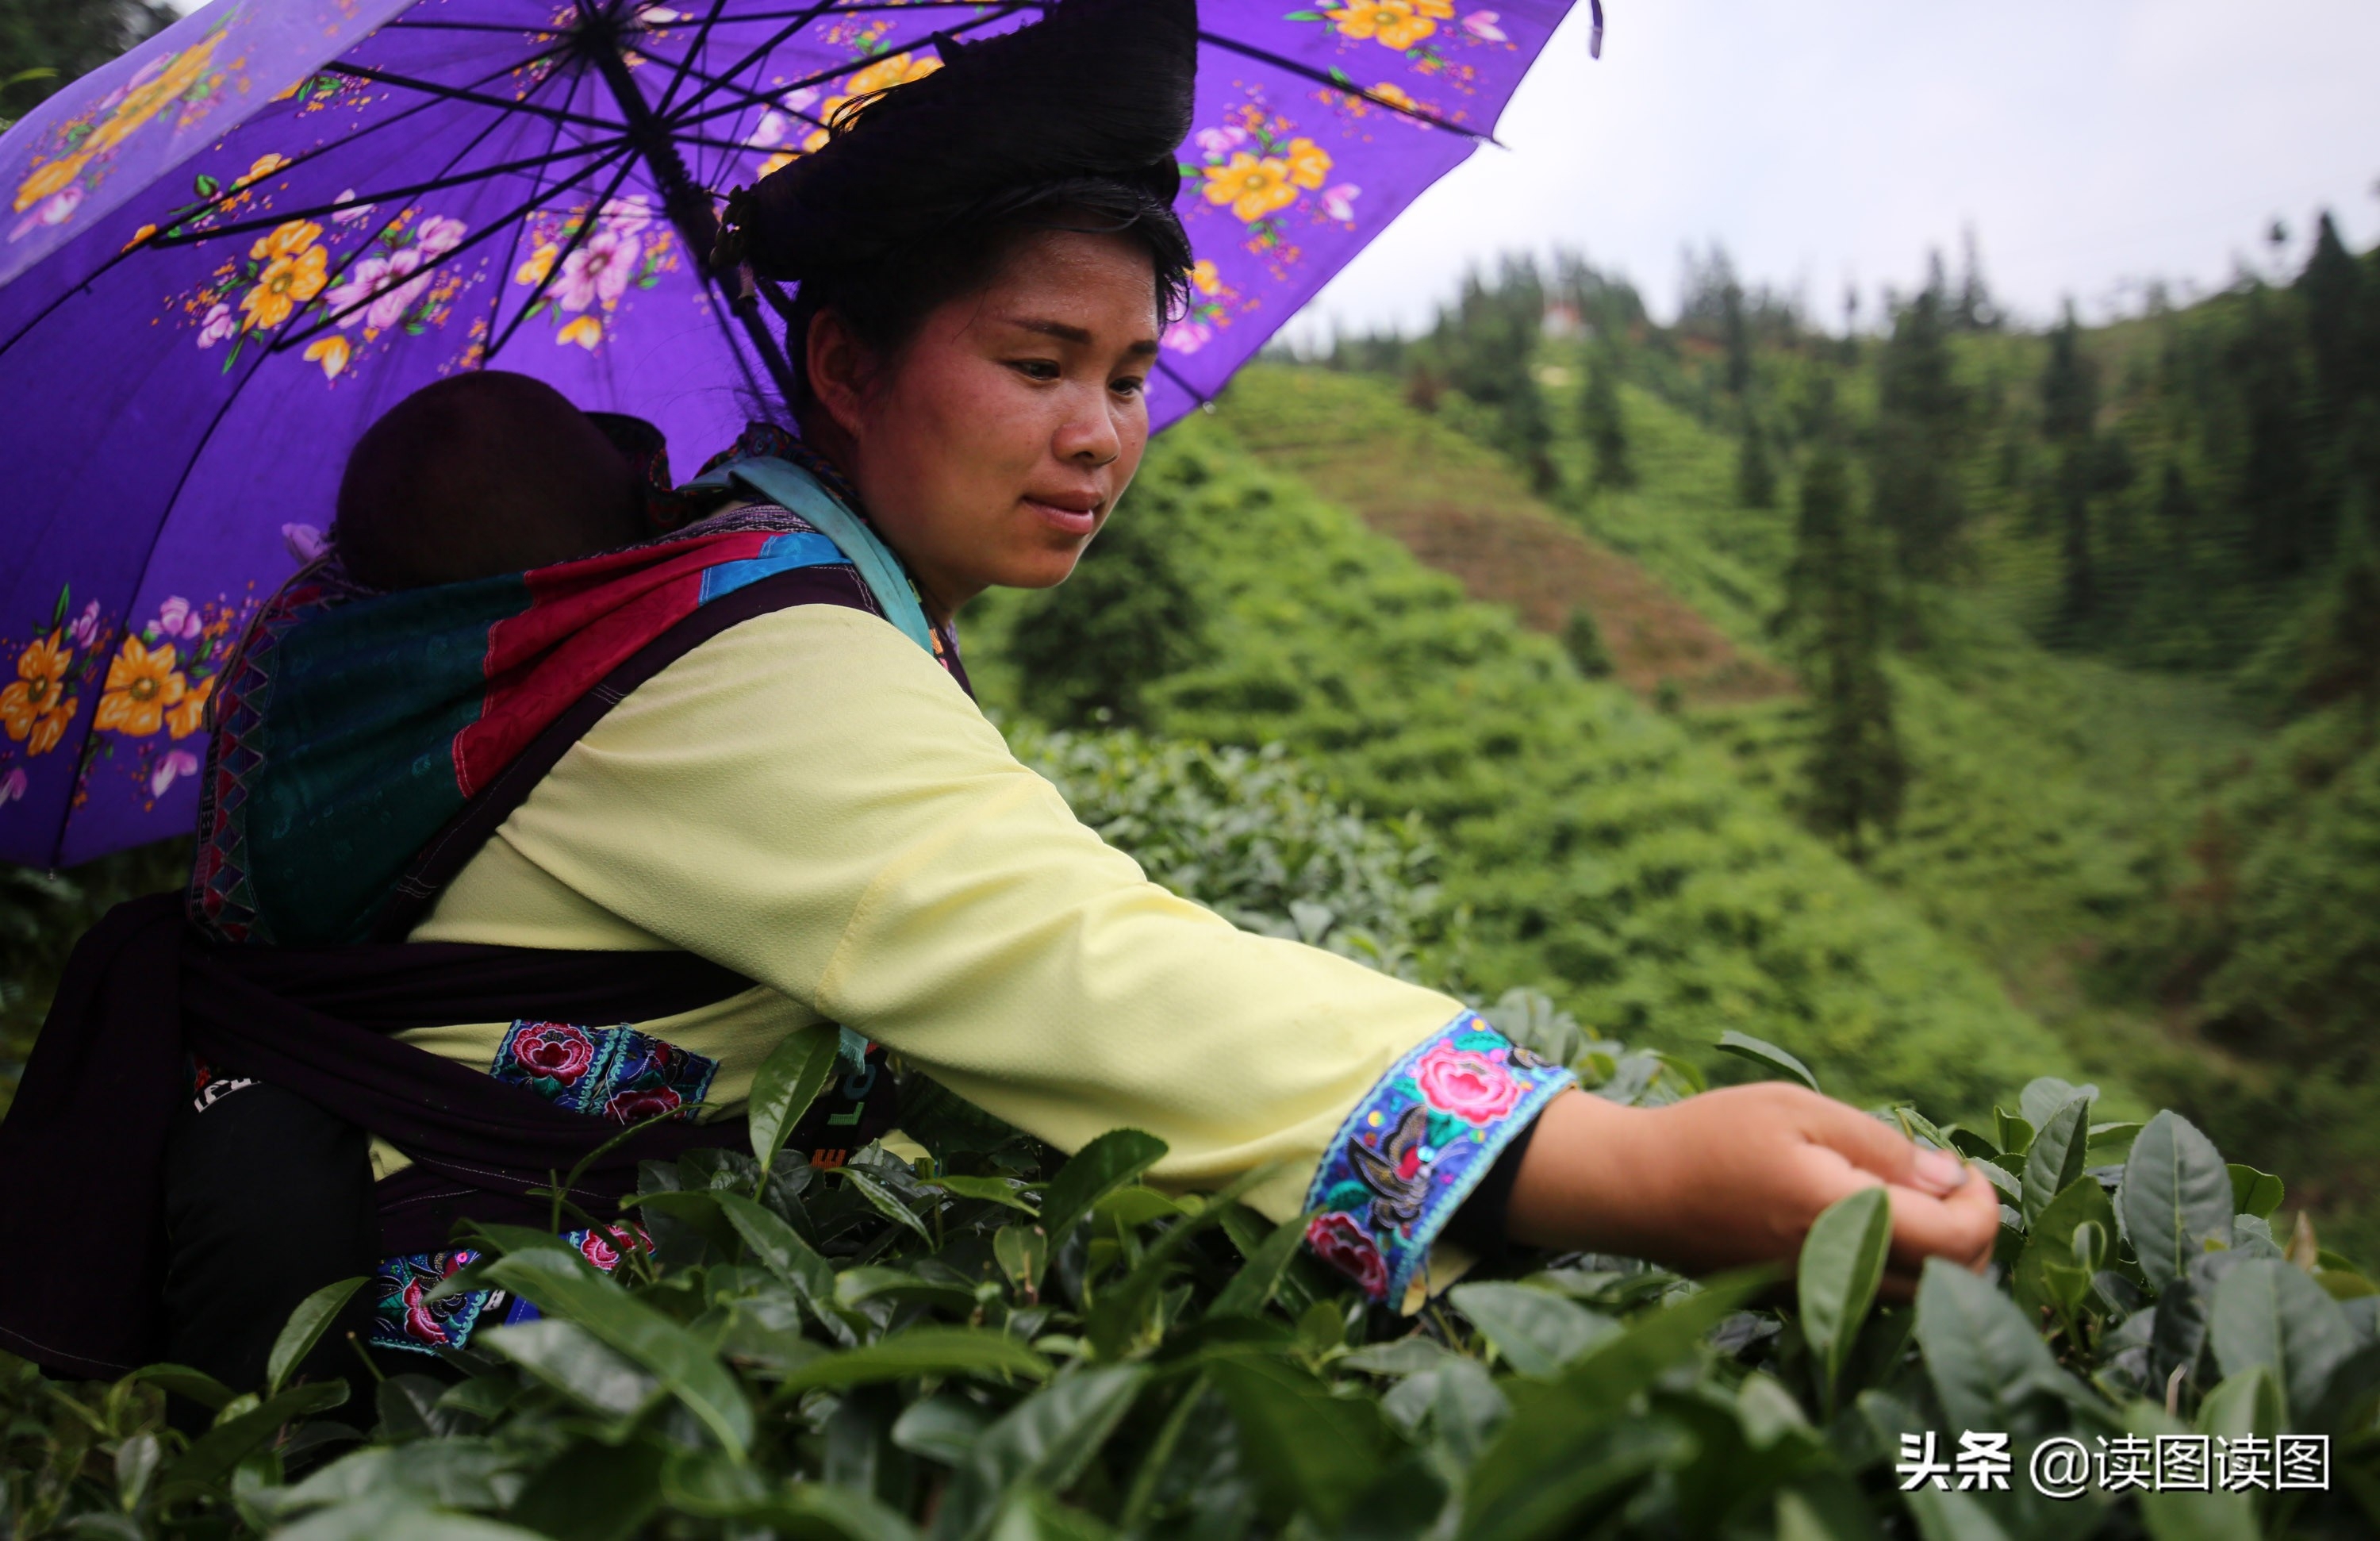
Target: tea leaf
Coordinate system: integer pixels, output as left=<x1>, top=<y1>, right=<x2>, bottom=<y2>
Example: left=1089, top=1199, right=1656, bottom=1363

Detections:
left=2020, top=1095, right=2092, bottom=1228
left=1038, top=1129, right=1169, bottom=1243
left=1715, top=1031, right=1820, bottom=1092
left=1207, top=1355, right=1393, bottom=1526
left=2120, top=1111, right=2234, bottom=1295
left=2209, top=1258, right=2359, bottom=1424
left=1914, top=1258, right=2070, bottom=1441
left=2226, top=1164, right=2284, bottom=1221
left=1798, top=1186, right=1891, bottom=1410
left=266, top=1275, right=367, bottom=1395
left=482, top=1249, right=753, bottom=1456
left=1448, top=1282, right=1618, bottom=1378
left=748, top=1025, right=840, bottom=1180
left=773, top=1328, right=1050, bottom=1395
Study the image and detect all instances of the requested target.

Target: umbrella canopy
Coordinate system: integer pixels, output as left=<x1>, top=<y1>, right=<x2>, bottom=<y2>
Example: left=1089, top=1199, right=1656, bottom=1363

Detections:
left=0, top=0, right=1578, bottom=867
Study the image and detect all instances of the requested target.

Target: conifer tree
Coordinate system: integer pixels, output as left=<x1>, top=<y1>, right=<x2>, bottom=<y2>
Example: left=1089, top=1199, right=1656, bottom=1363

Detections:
left=1870, top=279, right=1969, bottom=582
left=2232, top=286, right=2318, bottom=576
left=2039, top=307, right=2102, bottom=626
left=1777, top=444, right=1906, bottom=860
left=2299, top=475, right=2380, bottom=730
left=1436, top=260, right=1557, bottom=494
left=2299, top=211, right=2369, bottom=421
left=1581, top=346, right=1635, bottom=491
left=1736, top=413, right=1777, bottom=509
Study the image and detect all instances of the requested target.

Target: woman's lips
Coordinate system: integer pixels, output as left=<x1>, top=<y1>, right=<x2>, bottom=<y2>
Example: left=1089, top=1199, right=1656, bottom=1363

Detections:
left=1024, top=497, right=1100, bottom=536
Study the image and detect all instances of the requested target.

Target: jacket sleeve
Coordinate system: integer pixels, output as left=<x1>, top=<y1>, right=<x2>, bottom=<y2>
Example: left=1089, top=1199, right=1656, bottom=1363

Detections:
left=451, top=604, right=1569, bottom=1304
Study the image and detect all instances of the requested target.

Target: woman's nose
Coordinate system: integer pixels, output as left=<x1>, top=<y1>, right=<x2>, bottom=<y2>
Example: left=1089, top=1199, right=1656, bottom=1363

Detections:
left=1056, top=392, right=1123, bottom=467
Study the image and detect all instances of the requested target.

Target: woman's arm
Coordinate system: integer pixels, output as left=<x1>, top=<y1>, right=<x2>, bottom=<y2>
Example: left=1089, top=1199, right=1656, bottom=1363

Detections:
left=1509, top=1085, right=2000, bottom=1294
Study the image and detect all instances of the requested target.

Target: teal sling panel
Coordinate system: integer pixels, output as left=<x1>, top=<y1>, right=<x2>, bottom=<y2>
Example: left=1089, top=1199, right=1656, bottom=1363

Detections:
left=710, top=457, right=939, bottom=659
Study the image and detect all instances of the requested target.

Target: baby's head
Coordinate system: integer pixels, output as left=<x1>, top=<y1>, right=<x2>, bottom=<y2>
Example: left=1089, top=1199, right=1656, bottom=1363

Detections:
left=334, top=371, right=648, bottom=590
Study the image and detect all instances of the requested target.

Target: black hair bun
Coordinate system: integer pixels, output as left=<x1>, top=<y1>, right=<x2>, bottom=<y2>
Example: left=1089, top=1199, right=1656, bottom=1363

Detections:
left=734, top=0, right=1197, bottom=282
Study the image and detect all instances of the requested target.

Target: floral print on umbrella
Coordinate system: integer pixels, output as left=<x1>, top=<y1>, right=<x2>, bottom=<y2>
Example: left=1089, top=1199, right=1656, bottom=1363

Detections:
left=509, top=195, right=678, bottom=354
left=7, top=22, right=232, bottom=244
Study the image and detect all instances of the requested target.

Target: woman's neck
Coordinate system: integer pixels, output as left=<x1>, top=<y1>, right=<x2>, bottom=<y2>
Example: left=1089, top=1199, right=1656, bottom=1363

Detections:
left=793, top=413, right=965, bottom=626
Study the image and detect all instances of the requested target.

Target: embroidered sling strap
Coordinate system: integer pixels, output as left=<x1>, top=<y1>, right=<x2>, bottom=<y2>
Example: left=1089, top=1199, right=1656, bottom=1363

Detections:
left=0, top=452, right=935, bottom=1378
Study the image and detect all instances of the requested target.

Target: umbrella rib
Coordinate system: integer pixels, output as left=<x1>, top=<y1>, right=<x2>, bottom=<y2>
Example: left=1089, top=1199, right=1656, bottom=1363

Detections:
left=379, top=17, right=577, bottom=33
left=128, top=41, right=582, bottom=250
left=666, top=6, right=1025, bottom=131
left=147, top=140, right=633, bottom=248
left=650, top=0, right=735, bottom=121
left=328, top=63, right=620, bottom=131
left=274, top=145, right=633, bottom=348
left=1192, top=31, right=1503, bottom=146
left=662, top=0, right=839, bottom=127
left=0, top=43, right=583, bottom=363
left=478, top=152, right=647, bottom=363
left=480, top=56, right=593, bottom=363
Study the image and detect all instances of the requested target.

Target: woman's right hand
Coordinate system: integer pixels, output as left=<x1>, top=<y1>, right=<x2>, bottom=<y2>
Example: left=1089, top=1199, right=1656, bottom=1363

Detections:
left=1506, top=1084, right=2000, bottom=1297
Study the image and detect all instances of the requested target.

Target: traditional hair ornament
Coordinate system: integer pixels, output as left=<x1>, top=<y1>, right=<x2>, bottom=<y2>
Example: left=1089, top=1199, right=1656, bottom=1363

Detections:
left=710, top=184, right=757, bottom=276
left=730, top=0, right=1197, bottom=286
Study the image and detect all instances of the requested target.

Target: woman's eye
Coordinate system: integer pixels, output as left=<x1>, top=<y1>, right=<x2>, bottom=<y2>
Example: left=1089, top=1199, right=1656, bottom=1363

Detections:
left=1009, top=359, right=1061, bottom=382
left=1111, top=376, right=1145, bottom=398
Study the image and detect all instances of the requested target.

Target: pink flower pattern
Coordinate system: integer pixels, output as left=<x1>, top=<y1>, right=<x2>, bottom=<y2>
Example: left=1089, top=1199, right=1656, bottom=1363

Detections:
left=1302, top=1013, right=1572, bottom=1305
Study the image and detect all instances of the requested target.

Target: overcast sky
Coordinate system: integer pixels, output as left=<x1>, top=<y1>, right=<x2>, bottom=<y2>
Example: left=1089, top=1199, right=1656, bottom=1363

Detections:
left=164, top=0, right=2377, bottom=340
left=1285, top=0, right=2380, bottom=342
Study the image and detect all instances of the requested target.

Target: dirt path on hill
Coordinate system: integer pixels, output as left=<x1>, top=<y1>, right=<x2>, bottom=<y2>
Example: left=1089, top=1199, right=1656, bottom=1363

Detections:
left=1354, top=498, right=1798, bottom=705
left=1219, top=372, right=1795, bottom=707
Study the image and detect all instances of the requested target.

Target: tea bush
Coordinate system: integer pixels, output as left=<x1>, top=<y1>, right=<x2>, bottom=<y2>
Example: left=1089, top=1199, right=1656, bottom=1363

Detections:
left=6, top=1051, right=2374, bottom=1539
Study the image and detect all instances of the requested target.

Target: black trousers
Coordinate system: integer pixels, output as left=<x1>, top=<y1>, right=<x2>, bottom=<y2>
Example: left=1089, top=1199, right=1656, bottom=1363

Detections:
left=159, top=1080, right=392, bottom=1417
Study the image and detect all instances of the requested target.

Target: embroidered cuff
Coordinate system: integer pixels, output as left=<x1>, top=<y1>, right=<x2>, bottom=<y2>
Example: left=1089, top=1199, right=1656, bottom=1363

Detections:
left=368, top=1227, right=639, bottom=1356
left=1302, top=1011, right=1576, bottom=1308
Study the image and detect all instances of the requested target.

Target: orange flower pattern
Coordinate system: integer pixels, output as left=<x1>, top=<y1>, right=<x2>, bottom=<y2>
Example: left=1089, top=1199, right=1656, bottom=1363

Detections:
left=1, top=633, right=77, bottom=755
left=95, top=636, right=189, bottom=739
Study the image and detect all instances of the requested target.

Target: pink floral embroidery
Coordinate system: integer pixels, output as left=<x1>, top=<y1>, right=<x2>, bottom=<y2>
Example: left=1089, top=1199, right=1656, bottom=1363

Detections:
left=0, top=769, right=25, bottom=806
left=1462, top=10, right=1507, bottom=41
left=1305, top=1212, right=1388, bottom=1298
left=511, top=1023, right=596, bottom=1082
left=1413, top=1039, right=1526, bottom=1124
left=604, top=1086, right=683, bottom=1124
left=401, top=1278, right=450, bottom=1345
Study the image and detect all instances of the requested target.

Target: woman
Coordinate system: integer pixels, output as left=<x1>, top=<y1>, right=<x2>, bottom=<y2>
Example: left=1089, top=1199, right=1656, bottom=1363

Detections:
left=0, top=0, right=1993, bottom=1388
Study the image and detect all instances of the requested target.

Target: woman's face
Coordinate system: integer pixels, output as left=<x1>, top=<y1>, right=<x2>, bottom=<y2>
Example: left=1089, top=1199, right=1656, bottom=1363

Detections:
left=808, top=229, right=1161, bottom=620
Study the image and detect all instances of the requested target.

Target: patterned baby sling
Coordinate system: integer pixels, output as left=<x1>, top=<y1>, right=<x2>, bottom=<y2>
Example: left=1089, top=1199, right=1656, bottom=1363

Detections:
left=0, top=453, right=935, bottom=1378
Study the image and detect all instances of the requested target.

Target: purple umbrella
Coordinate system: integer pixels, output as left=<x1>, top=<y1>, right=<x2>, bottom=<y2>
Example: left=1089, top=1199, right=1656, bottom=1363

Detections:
left=0, top=0, right=1581, bottom=867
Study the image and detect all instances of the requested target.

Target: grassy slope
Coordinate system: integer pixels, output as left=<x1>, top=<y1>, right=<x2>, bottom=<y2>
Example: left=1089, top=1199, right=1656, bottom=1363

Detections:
left=971, top=406, right=2082, bottom=1121
left=1203, top=362, right=2380, bottom=1243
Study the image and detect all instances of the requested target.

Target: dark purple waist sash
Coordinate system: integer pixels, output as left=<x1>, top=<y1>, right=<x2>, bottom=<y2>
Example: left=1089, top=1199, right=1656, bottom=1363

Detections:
left=0, top=892, right=892, bottom=1378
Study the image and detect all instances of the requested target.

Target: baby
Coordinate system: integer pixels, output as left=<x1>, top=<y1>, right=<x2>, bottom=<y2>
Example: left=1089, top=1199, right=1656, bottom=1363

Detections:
left=164, top=372, right=658, bottom=1415
left=332, top=371, right=650, bottom=590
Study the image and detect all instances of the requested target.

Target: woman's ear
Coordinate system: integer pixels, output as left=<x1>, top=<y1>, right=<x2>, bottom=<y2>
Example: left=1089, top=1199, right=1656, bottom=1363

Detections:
left=804, top=309, right=873, bottom=443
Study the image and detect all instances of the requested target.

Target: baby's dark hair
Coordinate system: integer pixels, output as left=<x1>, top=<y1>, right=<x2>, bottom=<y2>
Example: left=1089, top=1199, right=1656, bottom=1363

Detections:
left=334, top=371, right=647, bottom=590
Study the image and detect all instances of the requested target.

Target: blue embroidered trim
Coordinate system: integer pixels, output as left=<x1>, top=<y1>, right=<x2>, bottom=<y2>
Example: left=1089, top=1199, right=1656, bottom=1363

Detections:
left=367, top=1228, right=639, bottom=1356
left=489, top=1020, right=717, bottom=1124
left=1302, top=1012, right=1576, bottom=1306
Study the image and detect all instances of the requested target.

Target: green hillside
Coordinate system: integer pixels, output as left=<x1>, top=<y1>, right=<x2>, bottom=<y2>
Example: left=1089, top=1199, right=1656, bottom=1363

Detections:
left=1279, top=239, right=2380, bottom=1249
left=971, top=407, right=2087, bottom=1120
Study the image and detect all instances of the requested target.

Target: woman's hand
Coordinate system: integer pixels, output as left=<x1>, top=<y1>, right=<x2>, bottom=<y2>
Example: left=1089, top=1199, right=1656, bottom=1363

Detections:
left=1506, top=1085, right=1999, bottom=1297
